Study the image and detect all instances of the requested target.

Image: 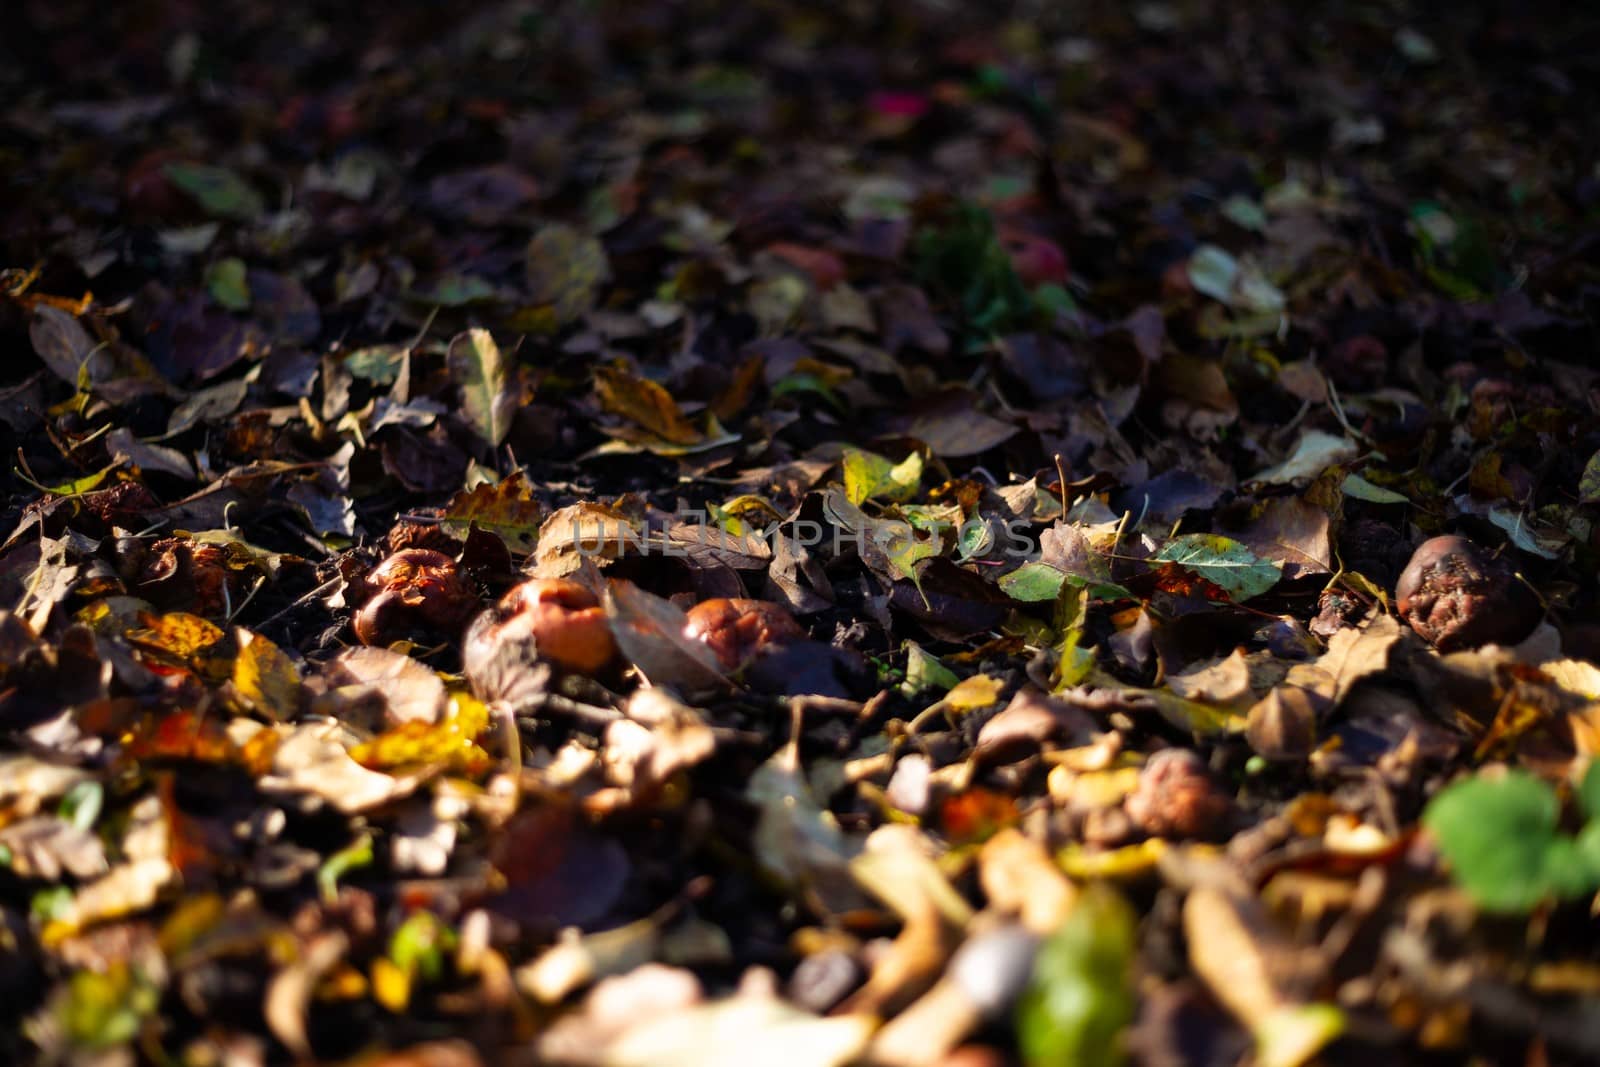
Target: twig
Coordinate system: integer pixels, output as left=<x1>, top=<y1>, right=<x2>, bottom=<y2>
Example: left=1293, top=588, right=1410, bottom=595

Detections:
left=255, top=575, right=345, bottom=631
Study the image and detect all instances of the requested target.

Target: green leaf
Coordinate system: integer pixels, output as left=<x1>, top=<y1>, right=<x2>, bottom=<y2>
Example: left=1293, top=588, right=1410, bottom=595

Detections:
left=1579, top=760, right=1600, bottom=823
left=1032, top=283, right=1076, bottom=318
left=343, top=344, right=408, bottom=384
left=1017, top=884, right=1137, bottom=1067
left=390, top=911, right=456, bottom=982
left=1255, top=1004, right=1346, bottom=1067
left=1153, top=533, right=1283, bottom=602
left=57, top=965, right=159, bottom=1052
left=1578, top=450, right=1600, bottom=506
left=1341, top=472, right=1409, bottom=505
left=163, top=162, right=265, bottom=220
left=955, top=518, right=993, bottom=561
left=317, top=831, right=374, bottom=904
left=204, top=257, right=251, bottom=310
left=1051, top=581, right=1094, bottom=690
left=842, top=448, right=922, bottom=505
left=29, top=462, right=121, bottom=498
left=447, top=328, right=516, bottom=448
left=902, top=641, right=960, bottom=695
left=913, top=204, right=1034, bottom=336
left=1000, top=562, right=1068, bottom=602
left=1422, top=772, right=1579, bottom=912
left=58, top=781, right=103, bottom=833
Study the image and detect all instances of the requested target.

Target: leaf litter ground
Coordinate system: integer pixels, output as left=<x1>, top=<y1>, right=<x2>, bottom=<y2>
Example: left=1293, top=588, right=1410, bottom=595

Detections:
left=3, top=2, right=1600, bottom=1065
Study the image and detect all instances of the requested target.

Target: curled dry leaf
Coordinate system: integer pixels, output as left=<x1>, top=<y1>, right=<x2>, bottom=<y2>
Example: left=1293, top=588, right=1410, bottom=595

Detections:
left=604, top=689, right=716, bottom=795
left=534, top=503, right=639, bottom=578
left=603, top=582, right=729, bottom=697
left=264, top=930, right=349, bottom=1061
left=323, top=645, right=448, bottom=725
left=260, top=722, right=421, bottom=814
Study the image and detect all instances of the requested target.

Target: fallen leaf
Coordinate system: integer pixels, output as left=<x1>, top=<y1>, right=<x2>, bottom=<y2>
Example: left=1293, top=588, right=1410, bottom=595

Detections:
left=441, top=472, right=544, bottom=553
left=594, top=364, right=703, bottom=446
left=261, top=722, right=421, bottom=813
left=324, top=646, right=448, bottom=726
left=1152, top=534, right=1282, bottom=602
left=447, top=329, right=516, bottom=448
left=229, top=628, right=301, bottom=720
left=163, top=161, right=265, bottom=219
left=527, top=223, right=609, bottom=325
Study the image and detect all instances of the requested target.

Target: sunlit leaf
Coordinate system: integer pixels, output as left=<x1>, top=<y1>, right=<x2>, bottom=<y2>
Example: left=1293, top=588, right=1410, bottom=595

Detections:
left=902, top=641, right=960, bottom=695
left=230, top=628, right=300, bottom=720
left=1000, top=562, right=1067, bottom=602
left=1341, top=472, right=1409, bottom=504
left=1152, top=533, right=1282, bottom=602
left=318, top=832, right=374, bottom=904
left=441, top=471, right=544, bottom=552
left=594, top=364, right=703, bottom=445
left=1423, top=772, right=1595, bottom=912
left=52, top=963, right=160, bottom=1052
left=842, top=448, right=923, bottom=505
left=349, top=690, right=491, bottom=774
left=447, top=328, right=516, bottom=448
left=945, top=673, right=1004, bottom=711
left=127, top=611, right=226, bottom=666
left=1051, top=582, right=1094, bottom=690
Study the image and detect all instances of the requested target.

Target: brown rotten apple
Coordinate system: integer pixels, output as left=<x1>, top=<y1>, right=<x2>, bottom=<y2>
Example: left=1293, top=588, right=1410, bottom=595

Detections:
left=463, top=578, right=617, bottom=678
left=681, top=597, right=805, bottom=672
left=353, top=549, right=479, bottom=646
left=1395, top=535, right=1541, bottom=652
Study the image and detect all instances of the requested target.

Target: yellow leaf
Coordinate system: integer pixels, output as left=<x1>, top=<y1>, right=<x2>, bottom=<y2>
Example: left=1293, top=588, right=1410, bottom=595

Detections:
left=1056, top=838, right=1168, bottom=880
left=447, top=328, right=515, bottom=448
left=371, top=956, right=411, bottom=1013
left=1544, top=659, right=1600, bottom=702
left=594, top=364, right=703, bottom=445
left=842, top=448, right=922, bottom=505
left=349, top=691, right=491, bottom=773
left=440, top=470, right=544, bottom=553
left=231, top=629, right=301, bottom=720
left=945, top=674, right=1003, bottom=712
left=127, top=612, right=225, bottom=665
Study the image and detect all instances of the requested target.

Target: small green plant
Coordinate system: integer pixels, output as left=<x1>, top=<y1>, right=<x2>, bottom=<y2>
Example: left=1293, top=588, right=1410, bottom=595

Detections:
left=1422, top=762, right=1600, bottom=912
left=913, top=204, right=1035, bottom=338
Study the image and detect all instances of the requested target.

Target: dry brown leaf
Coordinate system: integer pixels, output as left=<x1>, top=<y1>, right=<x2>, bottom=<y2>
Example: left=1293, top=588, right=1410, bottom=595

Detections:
left=323, top=646, right=448, bottom=725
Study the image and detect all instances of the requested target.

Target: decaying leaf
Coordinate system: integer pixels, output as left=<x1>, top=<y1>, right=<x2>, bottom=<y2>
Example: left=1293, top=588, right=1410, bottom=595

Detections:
left=1152, top=534, right=1283, bottom=602
left=441, top=472, right=544, bottom=553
